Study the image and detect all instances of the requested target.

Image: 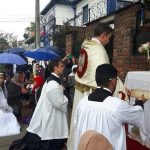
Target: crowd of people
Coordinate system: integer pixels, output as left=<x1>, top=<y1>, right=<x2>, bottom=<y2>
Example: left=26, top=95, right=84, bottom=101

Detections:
left=0, top=22, right=149, bottom=150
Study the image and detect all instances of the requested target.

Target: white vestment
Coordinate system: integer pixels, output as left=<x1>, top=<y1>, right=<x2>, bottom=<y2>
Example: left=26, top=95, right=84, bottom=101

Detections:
left=67, top=39, right=126, bottom=150
left=0, top=88, right=20, bottom=137
left=74, top=96, right=147, bottom=150
left=27, top=78, right=69, bottom=140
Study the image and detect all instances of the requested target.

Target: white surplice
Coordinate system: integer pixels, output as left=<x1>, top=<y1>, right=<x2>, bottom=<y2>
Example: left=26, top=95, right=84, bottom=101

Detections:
left=27, top=78, right=68, bottom=140
left=0, top=87, right=20, bottom=137
left=74, top=96, right=147, bottom=150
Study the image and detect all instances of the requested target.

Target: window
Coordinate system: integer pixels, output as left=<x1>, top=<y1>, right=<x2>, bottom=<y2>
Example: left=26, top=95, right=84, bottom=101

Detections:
left=82, top=5, right=88, bottom=24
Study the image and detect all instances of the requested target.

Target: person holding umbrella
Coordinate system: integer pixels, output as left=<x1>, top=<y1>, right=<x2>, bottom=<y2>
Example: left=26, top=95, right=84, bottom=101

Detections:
left=6, top=71, right=29, bottom=117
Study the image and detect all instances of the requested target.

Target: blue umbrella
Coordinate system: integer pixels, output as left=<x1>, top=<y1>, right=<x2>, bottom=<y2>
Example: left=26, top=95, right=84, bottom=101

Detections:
left=24, top=47, right=60, bottom=61
left=0, top=53, right=27, bottom=65
left=5, top=47, right=28, bottom=62
left=45, top=46, right=62, bottom=55
left=6, top=47, right=26, bottom=54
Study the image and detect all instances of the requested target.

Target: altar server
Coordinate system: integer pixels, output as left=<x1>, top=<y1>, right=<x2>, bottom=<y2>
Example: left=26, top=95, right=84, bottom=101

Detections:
left=15, top=59, right=68, bottom=150
left=74, top=64, right=147, bottom=150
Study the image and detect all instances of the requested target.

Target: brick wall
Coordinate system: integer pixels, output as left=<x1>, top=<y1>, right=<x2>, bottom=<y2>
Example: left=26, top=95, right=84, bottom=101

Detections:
left=113, top=4, right=149, bottom=81
left=66, top=33, right=73, bottom=52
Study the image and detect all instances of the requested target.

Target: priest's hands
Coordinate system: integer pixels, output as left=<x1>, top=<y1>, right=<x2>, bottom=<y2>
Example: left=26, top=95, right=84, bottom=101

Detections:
left=125, top=88, right=147, bottom=102
left=118, top=91, right=126, bottom=100
left=125, top=87, right=131, bottom=97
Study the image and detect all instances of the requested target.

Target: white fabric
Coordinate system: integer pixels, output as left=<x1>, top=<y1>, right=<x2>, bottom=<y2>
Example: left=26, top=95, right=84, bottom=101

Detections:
left=71, top=65, right=77, bottom=72
left=124, top=71, right=150, bottom=147
left=144, top=100, right=150, bottom=137
left=91, top=37, right=101, bottom=44
left=0, top=111, right=20, bottom=137
left=0, top=88, right=13, bottom=113
left=124, top=71, right=150, bottom=91
left=0, top=88, right=20, bottom=137
left=67, top=89, right=91, bottom=150
left=27, top=79, right=69, bottom=140
left=74, top=96, right=147, bottom=150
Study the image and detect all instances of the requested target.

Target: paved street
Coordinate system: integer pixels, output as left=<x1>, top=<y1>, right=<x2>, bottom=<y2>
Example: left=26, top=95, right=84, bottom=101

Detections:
left=0, top=104, right=67, bottom=150
left=0, top=122, right=67, bottom=150
left=0, top=103, right=32, bottom=149
left=0, top=123, right=28, bottom=150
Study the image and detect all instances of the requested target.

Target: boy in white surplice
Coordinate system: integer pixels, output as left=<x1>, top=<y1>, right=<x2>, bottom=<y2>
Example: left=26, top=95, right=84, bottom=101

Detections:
left=17, top=59, right=69, bottom=150
left=74, top=64, right=148, bottom=150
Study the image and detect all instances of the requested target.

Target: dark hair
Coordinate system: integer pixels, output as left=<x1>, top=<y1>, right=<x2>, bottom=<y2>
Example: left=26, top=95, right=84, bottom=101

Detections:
left=94, top=23, right=113, bottom=37
left=95, top=64, right=117, bottom=86
left=16, top=71, right=24, bottom=76
left=48, top=59, right=62, bottom=73
left=0, top=72, right=6, bottom=78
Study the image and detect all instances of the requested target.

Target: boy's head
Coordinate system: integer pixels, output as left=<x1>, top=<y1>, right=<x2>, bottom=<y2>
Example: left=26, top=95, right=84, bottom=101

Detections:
left=96, top=64, right=118, bottom=93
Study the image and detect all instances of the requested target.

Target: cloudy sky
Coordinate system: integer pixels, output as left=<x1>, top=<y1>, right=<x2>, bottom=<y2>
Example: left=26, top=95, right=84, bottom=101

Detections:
left=0, top=0, right=50, bottom=40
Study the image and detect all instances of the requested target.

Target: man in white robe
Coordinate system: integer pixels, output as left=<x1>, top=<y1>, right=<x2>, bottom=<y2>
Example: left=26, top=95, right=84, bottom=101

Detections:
left=74, top=64, right=147, bottom=150
left=0, top=72, right=20, bottom=137
left=67, top=23, right=125, bottom=150
left=19, top=59, right=68, bottom=150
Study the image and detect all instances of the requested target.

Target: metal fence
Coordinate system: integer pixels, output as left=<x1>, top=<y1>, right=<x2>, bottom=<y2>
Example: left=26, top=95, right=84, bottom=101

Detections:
left=64, top=0, right=140, bottom=27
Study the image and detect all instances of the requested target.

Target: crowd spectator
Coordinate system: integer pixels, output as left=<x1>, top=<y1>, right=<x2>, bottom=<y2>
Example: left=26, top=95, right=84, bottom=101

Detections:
left=0, top=72, right=20, bottom=137
left=6, top=71, right=29, bottom=117
left=67, top=64, right=77, bottom=128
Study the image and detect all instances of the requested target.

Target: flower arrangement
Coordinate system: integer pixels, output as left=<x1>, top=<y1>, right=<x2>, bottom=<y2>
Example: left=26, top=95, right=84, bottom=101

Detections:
left=138, top=42, right=150, bottom=59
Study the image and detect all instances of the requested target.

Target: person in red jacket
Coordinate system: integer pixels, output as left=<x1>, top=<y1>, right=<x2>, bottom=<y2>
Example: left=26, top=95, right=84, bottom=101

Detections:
left=32, top=74, right=44, bottom=94
left=32, top=71, right=45, bottom=104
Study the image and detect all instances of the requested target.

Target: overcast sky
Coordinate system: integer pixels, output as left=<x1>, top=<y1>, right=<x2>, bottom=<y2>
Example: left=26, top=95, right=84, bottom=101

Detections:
left=0, top=0, right=50, bottom=40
